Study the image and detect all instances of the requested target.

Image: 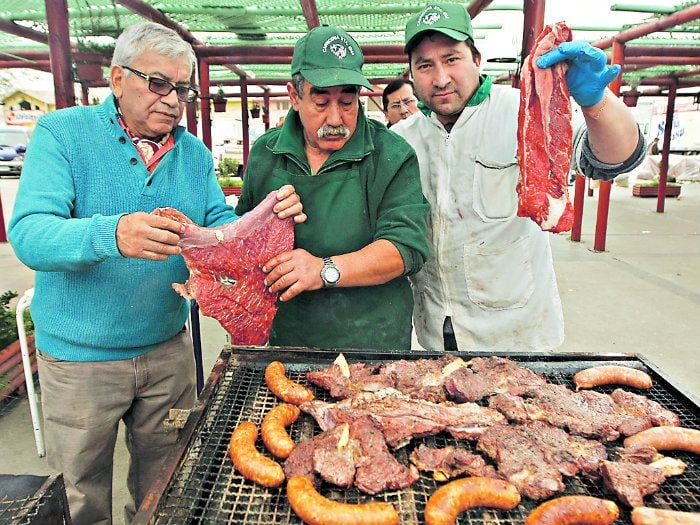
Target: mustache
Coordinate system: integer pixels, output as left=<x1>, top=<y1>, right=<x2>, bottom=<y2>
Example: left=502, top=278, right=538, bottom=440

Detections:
left=317, top=125, right=350, bottom=139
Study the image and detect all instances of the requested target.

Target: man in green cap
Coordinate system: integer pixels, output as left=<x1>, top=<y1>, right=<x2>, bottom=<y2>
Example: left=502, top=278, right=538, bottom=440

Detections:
left=235, top=25, right=430, bottom=350
left=392, top=3, right=645, bottom=353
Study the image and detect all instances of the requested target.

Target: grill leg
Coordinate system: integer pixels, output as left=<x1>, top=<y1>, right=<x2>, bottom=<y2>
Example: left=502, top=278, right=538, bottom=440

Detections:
left=189, top=300, right=204, bottom=397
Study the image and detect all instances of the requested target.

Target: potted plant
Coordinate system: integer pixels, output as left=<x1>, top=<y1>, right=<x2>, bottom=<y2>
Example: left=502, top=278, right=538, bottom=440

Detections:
left=250, top=103, right=261, bottom=118
left=0, top=290, right=35, bottom=402
left=212, top=86, right=227, bottom=113
left=632, top=180, right=682, bottom=198
left=217, top=158, right=243, bottom=196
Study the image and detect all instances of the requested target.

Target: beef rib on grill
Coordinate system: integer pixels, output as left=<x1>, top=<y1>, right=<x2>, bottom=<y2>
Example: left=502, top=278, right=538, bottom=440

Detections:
left=153, top=191, right=294, bottom=345
left=517, top=21, right=575, bottom=233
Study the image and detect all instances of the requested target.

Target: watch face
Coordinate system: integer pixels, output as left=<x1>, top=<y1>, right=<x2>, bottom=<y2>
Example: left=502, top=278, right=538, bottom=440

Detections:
left=323, top=266, right=340, bottom=284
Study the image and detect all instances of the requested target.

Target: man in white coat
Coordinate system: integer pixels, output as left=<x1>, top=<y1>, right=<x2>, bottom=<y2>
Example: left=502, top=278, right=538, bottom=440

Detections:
left=392, top=3, right=645, bottom=352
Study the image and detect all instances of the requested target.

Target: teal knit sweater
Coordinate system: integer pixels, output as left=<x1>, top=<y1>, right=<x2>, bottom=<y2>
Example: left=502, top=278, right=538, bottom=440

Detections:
left=9, top=95, right=237, bottom=361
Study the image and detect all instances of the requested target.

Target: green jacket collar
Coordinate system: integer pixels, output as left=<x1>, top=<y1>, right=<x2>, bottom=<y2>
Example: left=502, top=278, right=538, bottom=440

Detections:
left=271, top=105, right=375, bottom=172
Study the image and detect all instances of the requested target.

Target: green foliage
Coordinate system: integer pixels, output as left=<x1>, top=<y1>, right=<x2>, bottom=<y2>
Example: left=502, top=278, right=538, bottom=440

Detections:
left=217, top=157, right=240, bottom=177
left=218, top=177, right=243, bottom=187
left=0, top=291, right=34, bottom=349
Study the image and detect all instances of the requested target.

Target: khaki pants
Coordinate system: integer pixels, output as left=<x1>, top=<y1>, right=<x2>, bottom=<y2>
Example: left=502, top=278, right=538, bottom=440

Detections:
left=37, top=331, right=195, bottom=525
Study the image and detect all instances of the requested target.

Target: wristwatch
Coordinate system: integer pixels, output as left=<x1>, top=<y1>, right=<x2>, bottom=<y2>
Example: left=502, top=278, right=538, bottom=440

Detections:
left=320, top=257, right=340, bottom=288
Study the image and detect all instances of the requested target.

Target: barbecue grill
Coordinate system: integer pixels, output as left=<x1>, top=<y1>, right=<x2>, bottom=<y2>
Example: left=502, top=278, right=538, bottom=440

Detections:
left=134, top=348, right=700, bottom=525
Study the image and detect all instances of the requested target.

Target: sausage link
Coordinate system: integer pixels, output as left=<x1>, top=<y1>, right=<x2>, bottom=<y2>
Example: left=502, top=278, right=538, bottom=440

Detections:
left=424, top=477, right=520, bottom=525
left=262, top=403, right=300, bottom=459
left=265, top=361, right=315, bottom=405
left=573, top=365, right=652, bottom=390
left=632, top=507, right=700, bottom=525
left=287, top=475, right=399, bottom=525
left=229, top=421, right=285, bottom=487
left=525, top=495, right=619, bottom=525
left=624, top=427, right=700, bottom=455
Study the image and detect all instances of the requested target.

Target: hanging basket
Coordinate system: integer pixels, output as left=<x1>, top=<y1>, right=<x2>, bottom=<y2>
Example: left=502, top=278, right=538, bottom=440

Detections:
left=623, top=91, right=640, bottom=108
left=213, top=99, right=227, bottom=112
left=250, top=107, right=261, bottom=118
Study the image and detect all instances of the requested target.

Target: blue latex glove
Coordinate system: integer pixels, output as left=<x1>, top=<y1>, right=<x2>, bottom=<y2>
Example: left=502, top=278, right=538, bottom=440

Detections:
left=537, top=41, right=621, bottom=108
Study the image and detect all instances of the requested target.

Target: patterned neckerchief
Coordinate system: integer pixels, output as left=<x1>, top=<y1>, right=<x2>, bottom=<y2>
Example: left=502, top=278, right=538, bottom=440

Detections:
left=116, top=105, right=174, bottom=173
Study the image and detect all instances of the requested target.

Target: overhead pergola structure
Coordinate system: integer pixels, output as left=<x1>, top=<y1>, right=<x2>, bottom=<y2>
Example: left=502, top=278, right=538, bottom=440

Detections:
left=0, top=0, right=698, bottom=249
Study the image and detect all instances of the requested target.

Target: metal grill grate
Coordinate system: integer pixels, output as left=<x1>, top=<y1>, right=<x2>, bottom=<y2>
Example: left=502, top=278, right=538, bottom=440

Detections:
left=142, top=349, right=700, bottom=525
left=0, top=474, right=71, bottom=525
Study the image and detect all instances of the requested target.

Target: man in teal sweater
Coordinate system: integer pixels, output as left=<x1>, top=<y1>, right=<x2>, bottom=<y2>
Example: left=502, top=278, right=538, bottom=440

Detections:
left=9, top=22, right=304, bottom=524
left=236, top=25, right=430, bottom=350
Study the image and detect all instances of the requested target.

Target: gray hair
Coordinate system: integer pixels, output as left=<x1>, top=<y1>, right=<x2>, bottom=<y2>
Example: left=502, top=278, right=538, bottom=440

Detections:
left=291, top=73, right=306, bottom=98
left=111, top=22, right=196, bottom=82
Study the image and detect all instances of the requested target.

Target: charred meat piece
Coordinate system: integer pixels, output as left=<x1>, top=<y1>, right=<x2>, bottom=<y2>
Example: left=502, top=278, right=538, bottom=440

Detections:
left=409, top=444, right=498, bottom=481
left=306, top=355, right=465, bottom=402
left=600, top=461, right=668, bottom=508
left=477, top=421, right=607, bottom=500
left=490, top=384, right=680, bottom=442
left=283, top=416, right=418, bottom=495
left=444, top=357, right=547, bottom=402
left=300, top=388, right=506, bottom=449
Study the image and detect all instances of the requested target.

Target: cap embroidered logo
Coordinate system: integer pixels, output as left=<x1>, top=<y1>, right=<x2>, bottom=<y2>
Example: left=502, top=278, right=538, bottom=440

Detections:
left=419, top=6, right=449, bottom=26
left=323, top=35, right=355, bottom=60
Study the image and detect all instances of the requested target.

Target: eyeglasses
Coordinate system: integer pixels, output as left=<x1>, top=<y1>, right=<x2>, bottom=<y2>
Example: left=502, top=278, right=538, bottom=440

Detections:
left=121, top=65, right=198, bottom=103
left=388, top=97, right=418, bottom=111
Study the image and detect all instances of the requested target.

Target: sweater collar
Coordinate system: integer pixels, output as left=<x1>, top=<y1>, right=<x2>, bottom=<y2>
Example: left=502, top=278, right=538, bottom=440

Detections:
left=271, top=105, right=375, bottom=169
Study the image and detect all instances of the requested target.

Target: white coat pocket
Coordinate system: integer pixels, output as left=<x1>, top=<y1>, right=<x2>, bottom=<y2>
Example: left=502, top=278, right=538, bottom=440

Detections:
left=472, top=157, right=518, bottom=222
left=464, top=235, right=535, bottom=310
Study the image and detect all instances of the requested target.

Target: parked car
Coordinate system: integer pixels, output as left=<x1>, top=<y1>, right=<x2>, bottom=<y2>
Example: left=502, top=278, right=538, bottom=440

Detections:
left=0, top=126, right=32, bottom=177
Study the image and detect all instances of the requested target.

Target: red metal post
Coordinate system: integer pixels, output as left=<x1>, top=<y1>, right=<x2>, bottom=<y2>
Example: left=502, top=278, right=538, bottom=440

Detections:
left=241, top=77, right=250, bottom=169
left=198, top=58, right=212, bottom=151
left=514, top=0, right=545, bottom=87
left=45, top=0, right=76, bottom=109
left=263, top=91, right=271, bottom=131
left=570, top=173, right=586, bottom=241
left=186, top=71, right=198, bottom=136
left=657, top=79, right=677, bottom=214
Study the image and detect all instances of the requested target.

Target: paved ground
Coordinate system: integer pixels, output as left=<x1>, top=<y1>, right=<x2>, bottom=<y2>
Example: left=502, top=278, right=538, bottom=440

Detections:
left=1, top=175, right=698, bottom=523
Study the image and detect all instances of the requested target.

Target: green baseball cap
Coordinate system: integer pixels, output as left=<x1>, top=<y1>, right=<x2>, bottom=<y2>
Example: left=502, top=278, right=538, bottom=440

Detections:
left=291, top=25, right=374, bottom=91
left=404, top=3, right=474, bottom=54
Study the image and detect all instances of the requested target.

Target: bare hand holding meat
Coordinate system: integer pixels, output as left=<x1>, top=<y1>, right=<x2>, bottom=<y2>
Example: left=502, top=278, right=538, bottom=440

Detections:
left=153, top=190, right=294, bottom=345
left=116, top=211, right=185, bottom=260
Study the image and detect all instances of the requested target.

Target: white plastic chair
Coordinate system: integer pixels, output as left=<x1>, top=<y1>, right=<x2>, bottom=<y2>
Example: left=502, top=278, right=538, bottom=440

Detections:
left=16, top=287, right=44, bottom=457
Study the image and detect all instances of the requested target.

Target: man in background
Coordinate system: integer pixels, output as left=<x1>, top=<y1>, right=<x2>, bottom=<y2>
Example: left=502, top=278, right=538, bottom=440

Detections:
left=382, top=78, right=420, bottom=127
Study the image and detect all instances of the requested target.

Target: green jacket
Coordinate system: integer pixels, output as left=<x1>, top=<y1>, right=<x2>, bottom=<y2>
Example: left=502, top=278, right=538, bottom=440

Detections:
left=236, top=108, right=430, bottom=350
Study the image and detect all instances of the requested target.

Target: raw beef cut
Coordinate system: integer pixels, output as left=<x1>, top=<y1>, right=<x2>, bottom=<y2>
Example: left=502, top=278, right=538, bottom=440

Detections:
left=517, top=22, right=574, bottom=233
left=154, top=191, right=294, bottom=345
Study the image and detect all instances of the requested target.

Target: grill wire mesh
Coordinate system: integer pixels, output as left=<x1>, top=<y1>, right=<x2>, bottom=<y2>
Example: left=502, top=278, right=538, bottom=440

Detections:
left=149, top=351, right=700, bottom=524
left=0, top=475, right=70, bottom=524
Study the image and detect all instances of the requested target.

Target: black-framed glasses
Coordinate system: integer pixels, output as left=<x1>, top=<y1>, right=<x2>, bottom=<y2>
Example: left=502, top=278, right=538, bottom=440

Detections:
left=121, top=65, right=198, bottom=103
left=388, top=97, right=418, bottom=111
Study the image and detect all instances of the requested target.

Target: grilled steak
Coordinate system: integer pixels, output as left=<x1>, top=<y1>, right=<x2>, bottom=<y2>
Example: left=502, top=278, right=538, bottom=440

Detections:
left=306, top=355, right=465, bottom=402
left=409, top=444, right=498, bottom=480
left=283, top=416, right=418, bottom=494
left=600, top=460, right=668, bottom=508
left=477, top=421, right=607, bottom=500
left=489, top=384, right=679, bottom=441
left=444, top=357, right=547, bottom=402
left=300, top=388, right=506, bottom=448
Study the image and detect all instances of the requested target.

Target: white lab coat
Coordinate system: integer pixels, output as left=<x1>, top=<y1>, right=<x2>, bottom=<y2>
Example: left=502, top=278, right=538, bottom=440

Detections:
left=392, top=85, right=564, bottom=352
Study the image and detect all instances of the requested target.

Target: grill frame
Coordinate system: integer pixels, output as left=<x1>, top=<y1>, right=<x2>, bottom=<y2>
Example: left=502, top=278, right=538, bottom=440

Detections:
left=133, top=348, right=700, bottom=525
